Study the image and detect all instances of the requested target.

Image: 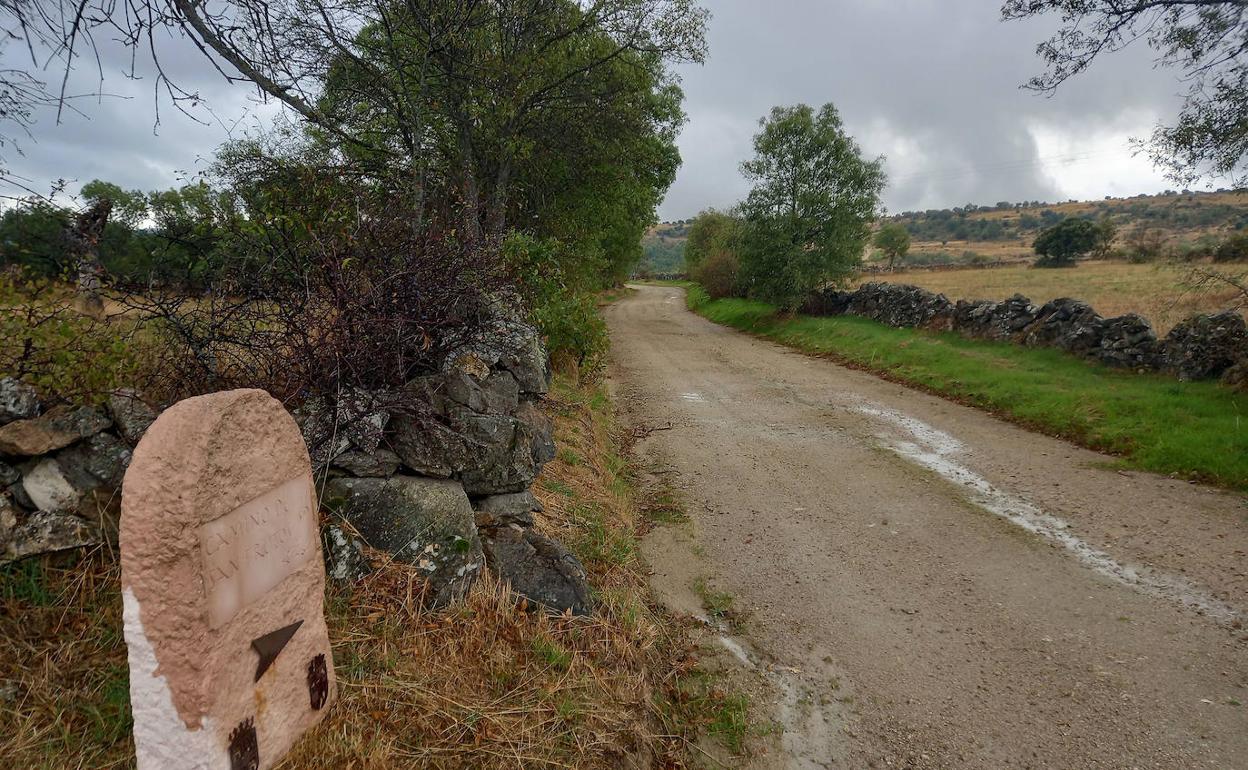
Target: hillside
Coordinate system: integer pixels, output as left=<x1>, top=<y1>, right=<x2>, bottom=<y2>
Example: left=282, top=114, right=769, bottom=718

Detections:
left=883, top=189, right=1248, bottom=266
left=639, top=221, right=689, bottom=275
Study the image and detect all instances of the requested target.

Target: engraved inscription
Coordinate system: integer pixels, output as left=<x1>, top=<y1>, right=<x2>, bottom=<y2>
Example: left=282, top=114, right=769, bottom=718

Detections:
left=199, top=475, right=317, bottom=628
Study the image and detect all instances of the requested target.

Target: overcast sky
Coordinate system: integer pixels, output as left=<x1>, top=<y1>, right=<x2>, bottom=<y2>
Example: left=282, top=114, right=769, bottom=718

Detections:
left=2, top=0, right=1193, bottom=218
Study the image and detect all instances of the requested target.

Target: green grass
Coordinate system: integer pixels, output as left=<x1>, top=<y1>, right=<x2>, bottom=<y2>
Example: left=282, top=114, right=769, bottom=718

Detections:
left=684, top=284, right=1248, bottom=490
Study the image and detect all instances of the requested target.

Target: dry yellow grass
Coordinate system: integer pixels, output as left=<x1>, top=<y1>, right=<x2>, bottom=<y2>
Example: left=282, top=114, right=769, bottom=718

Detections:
left=0, top=373, right=724, bottom=769
left=864, top=260, right=1245, bottom=334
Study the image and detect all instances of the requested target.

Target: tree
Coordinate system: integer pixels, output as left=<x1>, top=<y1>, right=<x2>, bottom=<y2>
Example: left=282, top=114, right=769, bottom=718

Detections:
left=737, top=103, right=884, bottom=309
left=1091, top=218, right=1117, bottom=259
left=1004, top=1, right=1248, bottom=186
left=873, top=222, right=911, bottom=270
left=685, top=208, right=742, bottom=270
left=1033, top=218, right=1100, bottom=267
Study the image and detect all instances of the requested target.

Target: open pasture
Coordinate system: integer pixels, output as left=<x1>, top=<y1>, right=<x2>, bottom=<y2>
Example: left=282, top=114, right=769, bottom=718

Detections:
left=866, top=260, right=1244, bottom=333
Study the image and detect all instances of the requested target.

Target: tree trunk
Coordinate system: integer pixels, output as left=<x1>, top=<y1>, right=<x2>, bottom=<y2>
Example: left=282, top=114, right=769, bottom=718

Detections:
left=68, top=200, right=112, bottom=321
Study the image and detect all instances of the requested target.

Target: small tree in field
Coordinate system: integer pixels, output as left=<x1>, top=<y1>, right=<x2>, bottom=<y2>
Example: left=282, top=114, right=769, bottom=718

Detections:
left=873, top=223, right=911, bottom=270
left=1033, top=218, right=1099, bottom=267
left=685, top=209, right=742, bottom=271
left=738, top=103, right=884, bottom=309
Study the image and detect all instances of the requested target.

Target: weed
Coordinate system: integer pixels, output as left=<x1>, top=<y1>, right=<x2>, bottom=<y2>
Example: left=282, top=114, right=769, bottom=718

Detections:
left=694, top=577, right=738, bottom=626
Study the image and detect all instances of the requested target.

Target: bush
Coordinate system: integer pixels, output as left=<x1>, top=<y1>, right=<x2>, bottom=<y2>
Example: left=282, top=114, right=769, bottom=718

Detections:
left=692, top=251, right=741, bottom=299
left=1213, top=234, right=1248, bottom=263
left=1033, top=218, right=1100, bottom=267
left=0, top=269, right=143, bottom=405
left=504, top=234, right=609, bottom=375
left=1124, top=228, right=1166, bottom=263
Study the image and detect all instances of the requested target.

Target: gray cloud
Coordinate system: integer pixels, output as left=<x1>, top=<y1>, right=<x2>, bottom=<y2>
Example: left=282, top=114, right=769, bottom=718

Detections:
left=1, top=1, right=1188, bottom=217
left=660, top=0, right=1186, bottom=219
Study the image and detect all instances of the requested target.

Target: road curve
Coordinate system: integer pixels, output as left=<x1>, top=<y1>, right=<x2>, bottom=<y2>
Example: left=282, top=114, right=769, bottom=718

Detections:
left=606, top=284, right=1248, bottom=769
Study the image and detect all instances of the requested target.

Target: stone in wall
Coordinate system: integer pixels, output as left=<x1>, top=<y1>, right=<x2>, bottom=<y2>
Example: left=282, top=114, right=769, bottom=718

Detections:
left=1162, top=311, right=1248, bottom=381
left=0, top=378, right=40, bottom=425
left=1022, top=298, right=1105, bottom=355
left=1092, top=314, right=1162, bottom=370
left=480, top=526, right=591, bottom=616
left=325, top=475, right=483, bottom=608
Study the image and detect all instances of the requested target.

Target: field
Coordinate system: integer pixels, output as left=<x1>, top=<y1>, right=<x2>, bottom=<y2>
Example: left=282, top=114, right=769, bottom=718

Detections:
left=865, top=260, right=1245, bottom=334
left=878, top=189, right=1248, bottom=270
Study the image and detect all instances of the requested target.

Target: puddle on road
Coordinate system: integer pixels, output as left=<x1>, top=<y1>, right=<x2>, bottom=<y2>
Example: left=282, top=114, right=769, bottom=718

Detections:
left=680, top=392, right=708, bottom=403
left=852, top=403, right=1241, bottom=625
left=692, top=612, right=841, bottom=769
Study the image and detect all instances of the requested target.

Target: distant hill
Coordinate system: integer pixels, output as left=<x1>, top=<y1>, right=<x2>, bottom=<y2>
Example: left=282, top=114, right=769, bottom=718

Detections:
left=639, top=221, right=690, bottom=275
left=884, top=189, right=1248, bottom=266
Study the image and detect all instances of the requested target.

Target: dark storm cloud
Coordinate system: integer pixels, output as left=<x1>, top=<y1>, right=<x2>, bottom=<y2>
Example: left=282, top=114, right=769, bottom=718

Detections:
left=660, top=0, right=1186, bottom=219
left=1, top=1, right=1186, bottom=214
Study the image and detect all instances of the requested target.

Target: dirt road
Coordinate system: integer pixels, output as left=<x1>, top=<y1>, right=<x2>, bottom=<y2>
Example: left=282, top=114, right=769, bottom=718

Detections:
left=606, top=284, right=1248, bottom=769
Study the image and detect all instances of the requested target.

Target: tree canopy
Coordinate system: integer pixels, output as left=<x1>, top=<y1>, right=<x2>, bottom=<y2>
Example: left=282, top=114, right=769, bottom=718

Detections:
left=1033, top=218, right=1100, bottom=267
left=736, top=103, right=884, bottom=308
left=873, top=222, right=911, bottom=270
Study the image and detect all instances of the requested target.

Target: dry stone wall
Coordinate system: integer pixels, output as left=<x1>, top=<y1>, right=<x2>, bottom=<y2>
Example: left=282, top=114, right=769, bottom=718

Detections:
left=802, top=282, right=1248, bottom=386
left=0, top=301, right=590, bottom=616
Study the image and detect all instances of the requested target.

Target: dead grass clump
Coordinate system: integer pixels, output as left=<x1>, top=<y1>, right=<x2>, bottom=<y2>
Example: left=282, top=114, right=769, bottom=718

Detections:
left=0, top=549, right=133, bottom=769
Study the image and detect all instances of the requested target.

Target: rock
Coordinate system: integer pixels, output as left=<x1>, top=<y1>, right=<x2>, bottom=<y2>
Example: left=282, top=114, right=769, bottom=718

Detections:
left=107, top=389, right=158, bottom=445
left=297, top=398, right=351, bottom=469
left=390, top=403, right=553, bottom=496
left=56, top=432, right=131, bottom=491
left=473, top=490, right=542, bottom=528
left=1094, top=314, right=1162, bottom=369
left=1023, top=298, right=1104, bottom=354
left=321, top=523, right=371, bottom=583
left=7, top=480, right=35, bottom=511
left=0, top=406, right=111, bottom=457
left=0, top=494, right=16, bottom=550
left=337, top=388, right=391, bottom=453
left=1162, top=311, right=1248, bottom=381
left=457, top=404, right=555, bottom=495
left=1221, top=358, right=1248, bottom=390
left=0, top=460, right=18, bottom=487
left=21, top=458, right=80, bottom=511
left=389, top=414, right=474, bottom=478
left=481, top=527, right=591, bottom=616
left=325, top=476, right=484, bottom=607
left=1, top=510, right=100, bottom=564
left=445, top=302, right=551, bottom=396
left=330, top=447, right=401, bottom=478
left=0, top=378, right=40, bottom=425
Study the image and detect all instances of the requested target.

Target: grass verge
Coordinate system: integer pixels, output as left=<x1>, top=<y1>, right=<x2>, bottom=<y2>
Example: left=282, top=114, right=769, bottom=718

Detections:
left=0, top=370, right=753, bottom=768
left=682, top=283, right=1248, bottom=490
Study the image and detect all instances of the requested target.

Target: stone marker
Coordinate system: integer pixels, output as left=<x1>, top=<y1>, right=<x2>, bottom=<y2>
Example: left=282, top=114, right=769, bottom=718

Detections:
left=120, top=389, right=335, bottom=770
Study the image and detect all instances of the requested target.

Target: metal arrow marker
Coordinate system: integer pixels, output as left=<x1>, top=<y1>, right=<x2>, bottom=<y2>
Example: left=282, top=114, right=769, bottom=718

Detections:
left=251, top=620, right=304, bottom=682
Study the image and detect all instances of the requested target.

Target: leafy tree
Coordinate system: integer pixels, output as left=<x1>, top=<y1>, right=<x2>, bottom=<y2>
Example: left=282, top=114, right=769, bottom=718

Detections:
left=1091, top=218, right=1117, bottom=259
left=80, top=180, right=148, bottom=227
left=737, top=103, right=884, bottom=309
left=685, top=208, right=743, bottom=270
left=1033, top=218, right=1100, bottom=267
left=873, top=222, right=911, bottom=270
left=1004, top=1, right=1248, bottom=185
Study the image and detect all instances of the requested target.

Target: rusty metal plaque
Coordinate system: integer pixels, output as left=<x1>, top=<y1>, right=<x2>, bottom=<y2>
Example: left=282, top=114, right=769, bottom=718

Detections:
left=228, top=717, right=259, bottom=770
left=307, top=653, right=329, bottom=710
